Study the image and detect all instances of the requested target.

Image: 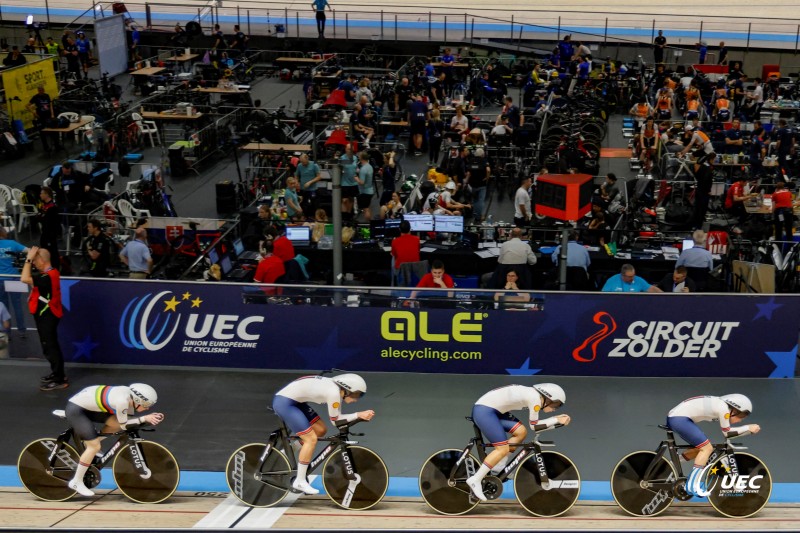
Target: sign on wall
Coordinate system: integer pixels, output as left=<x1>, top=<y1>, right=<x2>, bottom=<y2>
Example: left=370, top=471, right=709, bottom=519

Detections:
left=57, top=280, right=798, bottom=378
left=2, top=58, right=58, bottom=129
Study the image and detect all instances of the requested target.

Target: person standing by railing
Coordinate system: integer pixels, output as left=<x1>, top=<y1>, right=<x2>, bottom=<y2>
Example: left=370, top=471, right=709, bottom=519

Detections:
left=311, top=0, right=332, bottom=38
left=653, top=30, right=666, bottom=64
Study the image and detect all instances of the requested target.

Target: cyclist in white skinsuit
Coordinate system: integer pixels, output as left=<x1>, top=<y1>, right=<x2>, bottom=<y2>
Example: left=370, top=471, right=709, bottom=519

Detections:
left=65, top=384, right=163, bottom=497
left=272, top=374, right=374, bottom=495
left=667, top=394, right=760, bottom=496
left=466, top=383, right=571, bottom=501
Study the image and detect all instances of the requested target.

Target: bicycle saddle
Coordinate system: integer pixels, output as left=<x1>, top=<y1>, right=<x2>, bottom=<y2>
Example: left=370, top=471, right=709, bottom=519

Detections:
left=465, top=416, right=473, bottom=422
left=658, top=424, right=672, bottom=431
left=52, top=410, right=66, bottom=419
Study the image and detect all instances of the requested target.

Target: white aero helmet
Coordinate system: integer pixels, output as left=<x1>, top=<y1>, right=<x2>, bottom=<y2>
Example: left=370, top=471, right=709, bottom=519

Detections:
left=534, top=383, right=566, bottom=407
left=720, top=393, right=752, bottom=416
left=333, top=373, right=367, bottom=397
left=129, top=383, right=158, bottom=408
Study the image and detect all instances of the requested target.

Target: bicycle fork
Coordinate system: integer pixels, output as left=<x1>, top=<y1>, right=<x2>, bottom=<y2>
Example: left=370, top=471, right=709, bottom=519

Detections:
left=127, top=438, right=152, bottom=480
left=336, top=446, right=361, bottom=509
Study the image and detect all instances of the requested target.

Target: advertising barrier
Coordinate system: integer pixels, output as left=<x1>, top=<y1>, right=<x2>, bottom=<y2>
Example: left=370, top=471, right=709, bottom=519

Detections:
left=56, top=279, right=798, bottom=378
left=2, top=58, right=58, bottom=129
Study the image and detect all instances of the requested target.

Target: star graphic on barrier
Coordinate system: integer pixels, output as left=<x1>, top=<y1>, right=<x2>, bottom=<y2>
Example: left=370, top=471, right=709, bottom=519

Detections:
left=766, top=345, right=797, bottom=378
left=191, top=297, right=203, bottom=308
left=72, top=334, right=99, bottom=361
left=753, top=297, right=783, bottom=321
left=506, top=357, right=542, bottom=376
left=710, top=466, right=719, bottom=475
left=60, top=279, right=80, bottom=311
left=295, top=328, right=359, bottom=368
left=182, top=291, right=192, bottom=301
left=163, top=296, right=180, bottom=312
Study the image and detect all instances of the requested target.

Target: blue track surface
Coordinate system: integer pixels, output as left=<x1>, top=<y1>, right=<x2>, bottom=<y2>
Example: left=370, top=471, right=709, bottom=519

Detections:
left=3, top=466, right=799, bottom=502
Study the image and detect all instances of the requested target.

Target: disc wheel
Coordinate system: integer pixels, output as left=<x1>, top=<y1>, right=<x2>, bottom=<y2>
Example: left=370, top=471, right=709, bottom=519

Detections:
left=707, top=452, right=771, bottom=518
left=225, top=443, right=291, bottom=507
left=514, top=451, right=581, bottom=517
left=611, top=451, right=677, bottom=517
left=419, top=449, right=480, bottom=515
left=323, top=446, right=388, bottom=510
left=113, top=441, right=180, bottom=503
left=18, top=439, right=79, bottom=502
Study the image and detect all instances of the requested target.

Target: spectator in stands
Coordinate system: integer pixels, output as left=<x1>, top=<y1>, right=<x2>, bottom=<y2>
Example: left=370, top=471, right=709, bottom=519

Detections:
left=119, top=227, right=152, bottom=279
left=551, top=231, right=590, bottom=273
left=354, top=151, right=374, bottom=221
left=466, top=147, right=490, bottom=223
left=267, top=225, right=296, bottom=262
left=601, top=264, right=659, bottom=293
left=677, top=229, right=714, bottom=271
left=498, top=227, right=537, bottom=266
left=409, top=260, right=455, bottom=300
left=0, top=228, right=29, bottom=337
left=653, top=266, right=696, bottom=293
left=3, top=45, right=26, bottom=67
left=254, top=239, right=285, bottom=289
left=36, top=187, right=61, bottom=271
left=391, top=220, right=420, bottom=269
left=493, top=267, right=531, bottom=304
left=407, top=93, right=429, bottom=156
left=653, top=30, right=666, bottom=64
left=513, top=175, right=533, bottom=227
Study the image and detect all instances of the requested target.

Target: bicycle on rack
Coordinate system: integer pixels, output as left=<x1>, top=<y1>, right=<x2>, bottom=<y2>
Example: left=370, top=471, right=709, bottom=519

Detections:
left=225, top=411, right=388, bottom=510
left=18, top=410, right=180, bottom=503
left=419, top=419, right=579, bottom=516
left=611, top=424, right=771, bottom=518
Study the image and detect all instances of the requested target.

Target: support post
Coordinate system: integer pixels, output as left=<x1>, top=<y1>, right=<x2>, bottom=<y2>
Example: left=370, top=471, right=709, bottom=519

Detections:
left=558, top=227, right=569, bottom=291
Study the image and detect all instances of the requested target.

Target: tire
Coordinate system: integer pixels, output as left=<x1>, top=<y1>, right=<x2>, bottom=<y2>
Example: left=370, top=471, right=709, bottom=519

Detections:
left=18, top=439, right=79, bottom=502
left=419, top=449, right=480, bottom=515
left=323, top=446, right=388, bottom=510
left=707, top=452, right=771, bottom=518
left=514, top=451, right=581, bottom=517
left=611, top=451, right=677, bottom=517
left=225, top=443, right=291, bottom=507
left=113, top=441, right=180, bottom=504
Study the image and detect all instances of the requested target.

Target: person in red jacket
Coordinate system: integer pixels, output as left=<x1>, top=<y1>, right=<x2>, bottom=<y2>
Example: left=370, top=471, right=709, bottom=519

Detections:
left=268, top=225, right=295, bottom=262
left=21, top=247, right=66, bottom=391
left=391, top=220, right=420, bottom=269
left=772, top=180, right=799, bottom=249
left=254, top=240, right=286, bottom=295
left=409, top=260, right=454, bottom=300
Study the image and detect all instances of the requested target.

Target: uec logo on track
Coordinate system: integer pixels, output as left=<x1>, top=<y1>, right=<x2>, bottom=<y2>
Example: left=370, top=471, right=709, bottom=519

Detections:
left=119, top=290, right=265, bottom=352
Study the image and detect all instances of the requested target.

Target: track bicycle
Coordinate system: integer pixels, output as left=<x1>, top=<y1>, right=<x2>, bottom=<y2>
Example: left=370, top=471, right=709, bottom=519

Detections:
left=18, top=409, right=180, bottom=503
left=419, top=418, right=579, bottom=516
left=225, top=410, right=388, bottom=510
left=611, top=424, right=771, bottom=518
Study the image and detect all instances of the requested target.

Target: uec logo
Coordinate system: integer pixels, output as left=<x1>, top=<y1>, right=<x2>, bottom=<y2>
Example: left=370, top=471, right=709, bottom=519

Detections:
left=119, top=290, right=264, bottom=351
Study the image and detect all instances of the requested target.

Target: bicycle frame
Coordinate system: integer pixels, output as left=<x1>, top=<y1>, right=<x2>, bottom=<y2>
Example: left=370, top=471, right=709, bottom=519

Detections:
left=47, top=426, right=153, bottom=479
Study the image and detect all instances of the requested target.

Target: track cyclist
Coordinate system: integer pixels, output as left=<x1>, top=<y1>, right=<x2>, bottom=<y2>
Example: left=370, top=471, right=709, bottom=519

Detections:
left=666, top=394, right=760, bottom=497
left=65, top=383, right=163, bottom=496
left=272, top=373, right=374, bottom=495
left=466, top=383, right=571, bottom=501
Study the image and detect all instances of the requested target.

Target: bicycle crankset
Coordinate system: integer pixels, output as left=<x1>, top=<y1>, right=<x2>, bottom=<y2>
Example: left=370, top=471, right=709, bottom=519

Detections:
left=672, top=479, right=692, bottom=501
left=482, top=475, right=504, bottom=500
left=83, top=466, right=102, bottom=489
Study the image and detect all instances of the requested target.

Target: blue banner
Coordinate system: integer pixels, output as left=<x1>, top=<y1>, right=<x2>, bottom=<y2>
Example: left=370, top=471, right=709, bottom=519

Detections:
left=58, top=280, right=799, bottom=378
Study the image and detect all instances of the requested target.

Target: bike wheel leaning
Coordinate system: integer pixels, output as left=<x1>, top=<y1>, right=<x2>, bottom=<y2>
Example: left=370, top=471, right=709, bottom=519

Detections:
left=113, top=441, right=180, bottom=503
left=611, top=451, right=677, bottom=517
left=515, top=451, right=581, bottom=517
left=226, top=443, right=292, bottom=507
left=707, top=452, right=771, bottom=518
left=419, top=449, right=480, bottom=516
left=18, top=439, right=79, bottom=502
left=323, top=446, right=388, bottom=510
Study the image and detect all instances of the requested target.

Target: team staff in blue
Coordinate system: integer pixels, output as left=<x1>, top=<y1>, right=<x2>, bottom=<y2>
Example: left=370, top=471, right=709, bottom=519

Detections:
left=551, top=232, right=591, bottom=273
left=75, top=31, right=92, bottom=80
left=311, top=0, right=332, bottom=37
left=601, top=264, right=658, bottom=293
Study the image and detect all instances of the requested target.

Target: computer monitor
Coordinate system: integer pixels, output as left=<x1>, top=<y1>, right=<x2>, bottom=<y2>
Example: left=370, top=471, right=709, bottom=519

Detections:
left=220, top=254, right=233, bottom=275
left=682, top=239, right=695, bottom=251
left=370, top=219, right=402, bottom=240
left=403, top=214, right=434, bottom=232
left=208, top=247, right=219, bottom=265
left=434, top=215, right=464, bottom=234
left=233, top=238, right=245, bottom=258
left=286, top=225, right=311, bottom=244
left=324, top=223, right=334, bottom=236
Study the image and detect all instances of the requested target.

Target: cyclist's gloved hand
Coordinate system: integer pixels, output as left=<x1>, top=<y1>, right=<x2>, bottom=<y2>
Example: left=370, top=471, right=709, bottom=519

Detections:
left=142, top=413, right=165, bottom=426
left=556, top=414, right=571, bottom=426
left=358, top=410, right=375, bottom=421
left=749, top=424, right=761, bottom=434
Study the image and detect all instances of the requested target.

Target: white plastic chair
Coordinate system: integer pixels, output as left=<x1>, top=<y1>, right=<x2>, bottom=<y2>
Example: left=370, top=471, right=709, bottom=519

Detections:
left=75, top=114, right=95, bottom=142
left=11, top=188, right=37, bottom=236
left=0, top=184, right=12, bottom=213
left=131, top=112, right=161, bottom=147
left=116, top=198, right=151, bottom=228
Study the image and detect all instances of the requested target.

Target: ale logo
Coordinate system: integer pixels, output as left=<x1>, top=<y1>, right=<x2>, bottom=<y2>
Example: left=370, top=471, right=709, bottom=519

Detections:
left=120, top=290, right=194, bottom=351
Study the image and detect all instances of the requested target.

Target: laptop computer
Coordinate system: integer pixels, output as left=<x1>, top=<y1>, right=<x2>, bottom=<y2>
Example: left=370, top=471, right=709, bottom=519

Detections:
left=234, top=237, right=261, bottom=263
left=221, top=253, right=254, bottom=282
left=286, top=225, right=311, bottom=247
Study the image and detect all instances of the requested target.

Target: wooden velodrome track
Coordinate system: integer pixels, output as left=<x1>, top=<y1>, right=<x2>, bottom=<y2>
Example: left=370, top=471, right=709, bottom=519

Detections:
left=2, top=488, right=800, bottom=530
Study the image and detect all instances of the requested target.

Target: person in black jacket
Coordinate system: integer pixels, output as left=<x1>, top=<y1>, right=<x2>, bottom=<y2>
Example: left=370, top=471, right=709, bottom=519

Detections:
left=3, top=46, right=27, bottom=67
left=36, top=187, right=61, bottom=271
